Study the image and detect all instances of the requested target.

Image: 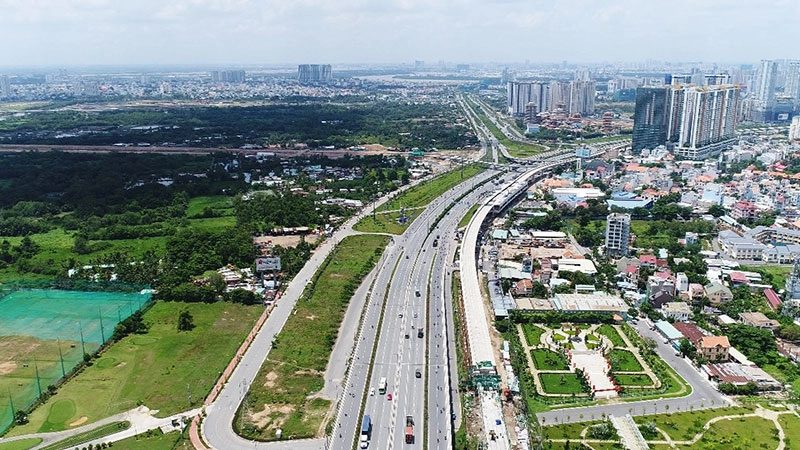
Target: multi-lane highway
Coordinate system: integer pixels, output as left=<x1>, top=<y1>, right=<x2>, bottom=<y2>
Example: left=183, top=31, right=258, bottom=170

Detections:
left=330, top=169, right=502, bottom=450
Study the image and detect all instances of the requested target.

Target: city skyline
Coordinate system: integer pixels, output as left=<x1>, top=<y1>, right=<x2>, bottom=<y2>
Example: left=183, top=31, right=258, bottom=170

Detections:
left=1, top=0, right=799, bottom=67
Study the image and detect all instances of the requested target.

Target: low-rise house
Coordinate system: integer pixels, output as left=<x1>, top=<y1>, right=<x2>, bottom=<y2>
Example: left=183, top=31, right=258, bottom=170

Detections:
left=739, top=311, right=780, bottom=330
left=705, top=282, right=733, bottom=306
left=661, top=301, right=691, bottom=321
left=699, top=336, right=731, bottom=362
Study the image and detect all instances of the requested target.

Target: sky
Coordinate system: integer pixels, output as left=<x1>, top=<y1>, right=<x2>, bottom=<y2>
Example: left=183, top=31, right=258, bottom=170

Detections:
left=1, top=0, right=799, bottom=67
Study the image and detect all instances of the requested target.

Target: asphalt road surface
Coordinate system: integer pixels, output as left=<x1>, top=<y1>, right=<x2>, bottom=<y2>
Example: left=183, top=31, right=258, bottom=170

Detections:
left=332, top=170, right=501, bottom=450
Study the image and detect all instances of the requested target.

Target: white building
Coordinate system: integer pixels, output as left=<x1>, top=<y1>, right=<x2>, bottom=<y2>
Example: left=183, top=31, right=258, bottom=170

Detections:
left=605, top=213, right=631, bottom=257
left=662, top=301, right=691, bottom=321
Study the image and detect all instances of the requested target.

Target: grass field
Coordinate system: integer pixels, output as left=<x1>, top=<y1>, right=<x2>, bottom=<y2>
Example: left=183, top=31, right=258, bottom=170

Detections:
left=352, top=210, right=414, bottom=234
left=596, top=325, right=626, bottom=348
left=613, top=374, right=652, bottom=386
left=685, top=416, right=778, bottom=450
left=109, top=430, right=188, bottom=450
left=531, top=349, right=569, bottom=371
left=186, top=196, right=234, bottom=218
left=39, top=421, right=130, bottom=450
left=521, top=324, right=545, bottom=347
left=0, top=229, right=169, bottom=283
left=632, top=406, right=754, bottom=442
left=741, top=265, right=792, bottom=291
left=9, top=301, right=262, bottom=436
left=539, top=373, right=586, bottom=395
left=458, top=204, right=480, bottom=228
left=240, top=234, right=389, bottom=441
left=0, top=439, right=42, bottom=450
left=779, top=413, right=800, bottom=449
left=380, top=165, right=483, bottom=211
left=608, top=349, right=643, bottom=372
left=541, top=421, right=601, bottom=440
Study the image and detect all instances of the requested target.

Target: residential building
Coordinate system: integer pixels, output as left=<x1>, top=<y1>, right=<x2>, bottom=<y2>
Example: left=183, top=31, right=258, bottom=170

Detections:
left=647, top=274, right=676, bottom=299
left=210, top=70, right=245, bottom=83
left=698, top=335, right=731, bottom=362
left=605, top=213, right=631, bottom=257
left=673, top=322, right=706, bottom=344
left=507, top=81, right=550, bottom=117
left=662, top=301, right=691, bottom=321
left=676, top=272, right=689, bottom=293
left=633, top=86, right=671, bottom=151
left=731, top=201, right=757, bottom=220
left=0, top=75, right=9, bottom=98
left=739, top=311, right=780, bottom=330
left=298, top=64, right=332, bottom=84
left=791, top=116, right=800, bottom=142
left=633, top=83, right=740, bottom=158
left=673, top=85, right=740, bottom=160
left=705, top=282, right=733, bottom=306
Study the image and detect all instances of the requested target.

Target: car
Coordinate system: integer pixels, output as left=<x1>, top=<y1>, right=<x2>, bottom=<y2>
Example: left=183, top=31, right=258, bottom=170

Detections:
left=387, top=393, right=393, bottom=401
left=415, top=290, right=421, bottom=297
left=405, top=333, right=410, bottom=339
left=415, top=369, right=421, bottom=378
left=370, top=388, right=375, bottom=396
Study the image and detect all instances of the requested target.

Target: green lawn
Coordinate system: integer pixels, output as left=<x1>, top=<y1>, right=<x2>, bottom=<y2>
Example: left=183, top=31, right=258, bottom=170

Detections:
left=0, top=439, right=42, bottom=450
left=632, top=406, right=754, bottom=442
left=187, top=216, right=237, bottom=231
left=682, top=416, right=778, bottom=450
left=110, top=430, right=187, bottom=450
left=531, top=349, right=569, bottom=371
left=608, top=349, right=643, bottom=372
left=240, top=234, right=389, bottom=441
left=380, top=165, right=483, bottom=211
left=353, top=211, right=413, bottom=234
left=9, top=301, right=263, bottom=435
left=613, top=374, right=652, bottom=386
left=741, top=265, right=791, bottom=292
left=596, top=325, right=626, bottom=348
left=186, top=195, right=234, bottom=217
left=0, top=229, right=169, bottom=283
left=539, top=373, right=586, bottom=395
left=458, top=204, right=480, bottom=228
left=779, top=413, right=800, bottom=450
left=521, top=324, right=545, bottom=346
left=39, top=421, right=130, bottom=450
left=542, top=421, right=600, bottom=440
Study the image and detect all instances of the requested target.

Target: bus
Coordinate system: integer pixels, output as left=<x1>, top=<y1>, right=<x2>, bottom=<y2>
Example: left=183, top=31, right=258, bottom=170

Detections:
left=378, top=377, right=387, bottom=395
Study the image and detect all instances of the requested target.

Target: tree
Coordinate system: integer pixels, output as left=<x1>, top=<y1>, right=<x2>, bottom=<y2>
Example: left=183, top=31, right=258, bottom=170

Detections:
left=207, top=272, right=227, bottom=295
left=778, top=323, right=800, bottom=342
left=707, top=205, right=726, bottom=217
left=678, top=338, right=696, bottom=360
left=177, top=309, right=195, bottom=332
left=73, top=232, right=91, bottom=254
left=226, top=288, right=260, bottom=305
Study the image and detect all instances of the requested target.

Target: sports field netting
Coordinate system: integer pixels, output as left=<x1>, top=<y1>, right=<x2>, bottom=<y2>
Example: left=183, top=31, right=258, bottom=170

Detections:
left=0, top=289, right=152, bottom=434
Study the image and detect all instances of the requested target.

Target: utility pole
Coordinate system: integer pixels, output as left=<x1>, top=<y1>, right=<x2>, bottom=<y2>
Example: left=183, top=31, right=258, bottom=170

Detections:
left=57, top=340, right=66, bottom=378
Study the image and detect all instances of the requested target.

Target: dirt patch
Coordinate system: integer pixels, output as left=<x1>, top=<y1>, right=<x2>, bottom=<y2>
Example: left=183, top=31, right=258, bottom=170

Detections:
left=69, top=416, right=88, bottom=427
left=0, top=361, right=17, bottom=375
left=305, top=315, right=318, bottom=320
left=249, top=404, right=295, bottom=430
left=263, top=371, right=279, bottom=388
left=253, top=235, right=314, bottom=249
left=116, top=361, right=127, bottom=368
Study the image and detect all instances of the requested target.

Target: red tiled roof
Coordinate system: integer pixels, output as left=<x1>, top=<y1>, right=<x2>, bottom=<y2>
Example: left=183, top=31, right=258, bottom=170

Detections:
left=764, top=288, right=782, bottom=311
left=673, top=322, right=705, bottom=343
left=729, top=272, right=749, bottom=284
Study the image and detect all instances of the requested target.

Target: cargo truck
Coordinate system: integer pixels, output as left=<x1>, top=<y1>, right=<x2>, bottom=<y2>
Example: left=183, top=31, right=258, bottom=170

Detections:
left=405, top=416, right=414, bottom=443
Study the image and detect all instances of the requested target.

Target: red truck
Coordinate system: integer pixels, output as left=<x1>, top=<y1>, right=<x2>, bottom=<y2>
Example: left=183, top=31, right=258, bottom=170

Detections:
left=405, top=416, right=414, bottom=443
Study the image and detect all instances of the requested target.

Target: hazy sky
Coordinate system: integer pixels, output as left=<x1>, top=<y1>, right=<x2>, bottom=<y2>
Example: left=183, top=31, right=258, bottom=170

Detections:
left=1, top=0, right=799, bottom=67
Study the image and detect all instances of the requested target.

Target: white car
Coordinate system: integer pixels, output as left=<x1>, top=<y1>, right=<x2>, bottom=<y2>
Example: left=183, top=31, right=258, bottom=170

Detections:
left=369, top=388, right=375, bottom=396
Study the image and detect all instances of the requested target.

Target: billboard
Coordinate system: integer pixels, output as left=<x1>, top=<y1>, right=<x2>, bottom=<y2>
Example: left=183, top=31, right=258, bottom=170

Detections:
left=256, top=257, right=281, bottom=271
